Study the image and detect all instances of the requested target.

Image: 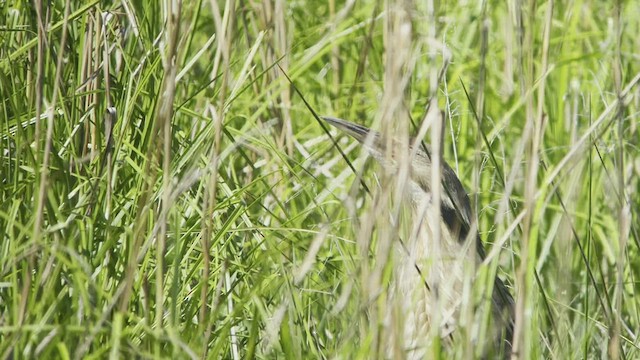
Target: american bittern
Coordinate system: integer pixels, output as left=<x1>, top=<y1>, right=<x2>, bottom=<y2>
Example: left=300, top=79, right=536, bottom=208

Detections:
left=321, top=116, right=514, bottom=358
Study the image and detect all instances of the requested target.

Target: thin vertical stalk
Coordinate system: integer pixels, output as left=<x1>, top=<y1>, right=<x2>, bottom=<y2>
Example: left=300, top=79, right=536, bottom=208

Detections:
left=201, top=0, right=235, bottom=356
left=156, top=0, right=182, bottom=355
left=609, top=0, right=628, bottom=358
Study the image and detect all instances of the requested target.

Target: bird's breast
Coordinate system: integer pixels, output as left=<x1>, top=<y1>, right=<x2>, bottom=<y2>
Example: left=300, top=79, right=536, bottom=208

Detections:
left=393, top=184, right=475, bottom=357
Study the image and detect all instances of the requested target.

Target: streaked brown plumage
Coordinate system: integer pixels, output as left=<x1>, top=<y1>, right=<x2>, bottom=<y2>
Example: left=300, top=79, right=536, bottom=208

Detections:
left=321, top=116, right=514, bottom=358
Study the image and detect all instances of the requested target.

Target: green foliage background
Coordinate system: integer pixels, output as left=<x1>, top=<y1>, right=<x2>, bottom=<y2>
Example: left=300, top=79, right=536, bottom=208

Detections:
left=1, top=0, right=639, bottom=358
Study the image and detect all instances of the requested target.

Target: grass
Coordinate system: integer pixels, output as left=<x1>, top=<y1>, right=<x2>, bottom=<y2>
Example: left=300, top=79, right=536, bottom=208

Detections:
left=1, top=0, right=639, bottom=358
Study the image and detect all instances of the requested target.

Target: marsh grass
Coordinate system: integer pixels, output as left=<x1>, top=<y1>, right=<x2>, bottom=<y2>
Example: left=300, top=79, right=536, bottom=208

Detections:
left=1, top=0, right=639, bottom=359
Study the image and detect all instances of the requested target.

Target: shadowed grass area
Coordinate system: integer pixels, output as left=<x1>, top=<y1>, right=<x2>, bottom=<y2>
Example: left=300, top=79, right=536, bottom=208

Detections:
left=1, top=0, right=639, bottom=359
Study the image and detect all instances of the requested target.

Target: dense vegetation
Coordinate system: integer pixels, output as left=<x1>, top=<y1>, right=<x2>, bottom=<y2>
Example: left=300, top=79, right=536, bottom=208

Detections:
left=1, top=0, right=638, bottom=358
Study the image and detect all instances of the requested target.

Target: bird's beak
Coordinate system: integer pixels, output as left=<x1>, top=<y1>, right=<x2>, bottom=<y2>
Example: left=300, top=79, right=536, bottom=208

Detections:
left=320, top=116, right=374, bottom=144
left=320, top=116, right=394, bottom=161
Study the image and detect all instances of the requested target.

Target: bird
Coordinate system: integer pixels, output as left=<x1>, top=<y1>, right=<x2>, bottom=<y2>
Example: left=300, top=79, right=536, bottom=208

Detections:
left=320, top=115, right=514, bottom=359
